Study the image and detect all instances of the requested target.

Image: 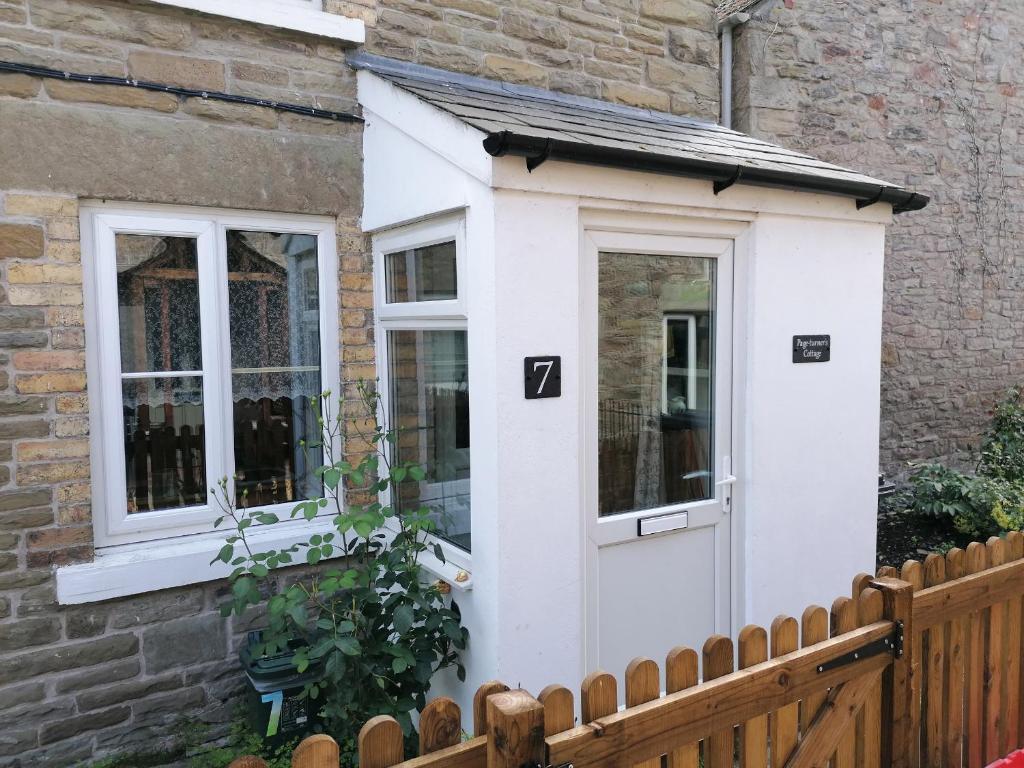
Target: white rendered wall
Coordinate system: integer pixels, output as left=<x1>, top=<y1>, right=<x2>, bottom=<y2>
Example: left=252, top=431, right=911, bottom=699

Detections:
left=740, top=215, right=886, bottom=627
left=490, top=190, right=587, bottom=692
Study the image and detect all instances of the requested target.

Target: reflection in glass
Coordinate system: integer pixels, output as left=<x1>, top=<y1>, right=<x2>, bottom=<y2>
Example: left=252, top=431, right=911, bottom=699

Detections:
left=598, top=252, right=715, bottom=517
left=227, top=231, right=321, bottom=507
left=116, top=235, right=202, bottom=374
left=388, top=330, right=471, bottom=551
left=123, top=376, right=206, bottom=513
left=385, top=241, right=458, bottom=303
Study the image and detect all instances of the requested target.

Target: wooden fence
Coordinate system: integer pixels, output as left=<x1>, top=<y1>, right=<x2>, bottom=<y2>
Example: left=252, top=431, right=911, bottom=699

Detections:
left=229, top=532, right=1024, bottom=768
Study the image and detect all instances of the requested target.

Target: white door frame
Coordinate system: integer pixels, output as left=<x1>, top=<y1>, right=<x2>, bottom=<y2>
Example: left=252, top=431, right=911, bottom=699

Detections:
left=579, top=223, right=742, bottom=672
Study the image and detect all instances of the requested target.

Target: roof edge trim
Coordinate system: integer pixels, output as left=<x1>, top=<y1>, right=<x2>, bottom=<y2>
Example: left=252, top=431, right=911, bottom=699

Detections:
left=483, top=131, right=929, bottom=214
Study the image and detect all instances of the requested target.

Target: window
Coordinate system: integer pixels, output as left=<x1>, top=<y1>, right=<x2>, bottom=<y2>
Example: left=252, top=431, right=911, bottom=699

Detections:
left=83, top=206, right=339, bottom=547
left=374, top=218, right=471, bottom=553
left=598, top=251, right=716, bottom=516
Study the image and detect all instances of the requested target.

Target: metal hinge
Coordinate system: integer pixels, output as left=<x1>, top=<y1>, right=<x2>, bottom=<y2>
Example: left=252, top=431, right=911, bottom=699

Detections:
left=816, top=620, right=904, bottom=674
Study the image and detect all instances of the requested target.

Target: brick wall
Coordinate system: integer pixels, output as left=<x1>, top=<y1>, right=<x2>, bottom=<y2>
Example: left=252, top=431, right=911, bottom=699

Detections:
left=733, top=0, right=1024, bottom=480
left=367, top=0, right=722, bottom=120
left=0, top=0, right=376, bottom=763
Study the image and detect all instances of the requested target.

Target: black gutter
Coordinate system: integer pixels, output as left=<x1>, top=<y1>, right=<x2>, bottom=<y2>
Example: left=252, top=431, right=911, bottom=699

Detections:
left=0, top=60, right=363, bottom=123
left=482, top=131, right=929, bottom=214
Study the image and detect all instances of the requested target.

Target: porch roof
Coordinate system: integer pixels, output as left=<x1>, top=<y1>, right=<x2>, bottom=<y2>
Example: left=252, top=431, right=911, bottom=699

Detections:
left=349, top=53, right=928, bottom=214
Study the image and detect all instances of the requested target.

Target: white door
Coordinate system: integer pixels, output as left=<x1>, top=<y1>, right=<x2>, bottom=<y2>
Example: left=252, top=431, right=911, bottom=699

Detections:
left=583, top=231, right=734, bottom=683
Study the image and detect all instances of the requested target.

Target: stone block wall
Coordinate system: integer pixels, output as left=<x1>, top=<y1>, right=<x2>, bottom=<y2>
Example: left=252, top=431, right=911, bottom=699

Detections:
left=0, top=1, right=376, bottom=764
left=367, top=0, right=722, bottom=120
left=733, top=0, right=1024, bottom=480
left=0, top=0, right=737, bottom=761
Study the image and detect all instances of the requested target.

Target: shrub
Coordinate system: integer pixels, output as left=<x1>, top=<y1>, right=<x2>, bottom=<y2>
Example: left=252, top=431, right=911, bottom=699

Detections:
left=909, top=387, right=1024, bottom=537
left=213, top=382, right=468, bottom=764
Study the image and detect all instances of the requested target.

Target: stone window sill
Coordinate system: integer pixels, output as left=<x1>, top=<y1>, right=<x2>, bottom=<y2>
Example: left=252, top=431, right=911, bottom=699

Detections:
left=55, top=517, right=338, bottom=605
left=149, top=0, right=365, bottom=43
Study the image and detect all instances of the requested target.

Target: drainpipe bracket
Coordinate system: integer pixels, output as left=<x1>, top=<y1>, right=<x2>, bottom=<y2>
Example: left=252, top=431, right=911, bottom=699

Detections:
left=713, top=166, right=743, bottom=195
left=856, top=186, right=886, bottom=210
left=525, top=139, right=553, bottom=172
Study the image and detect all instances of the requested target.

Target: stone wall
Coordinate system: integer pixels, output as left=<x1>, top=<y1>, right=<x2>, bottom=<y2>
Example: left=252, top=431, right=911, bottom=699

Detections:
left=367, top=0, right=722, bottom=120
left=0, top=1, right=374, bottom=764
left=733, top=0, right=1024, bottom=480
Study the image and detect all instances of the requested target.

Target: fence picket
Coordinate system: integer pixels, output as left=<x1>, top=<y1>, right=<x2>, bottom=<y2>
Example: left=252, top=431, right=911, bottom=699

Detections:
left=986, top=537, right=1008, bottom=763
left=738, top=626, right=769, bottom=768
left=1004, top=533, right=1023, bottom=753
left=227, top=758, right=268, bottom=768
left=853, top=572, right=873, bottom=599
left=358, top=720, right=401, bottom=768
left=831, top=597, right=858, bottom=768
left=801, top=605, right=830, bottom=741
left=473, top=680, right=510, bottom=738
left=538, top=684, right=575, bottom=737
left=770, top=616, right=800, bottom=766
left=419, top=697, right=462, bottom=755
left=945, top=548, right=967, bottom=768
left=900, top=559, right=924, bottom=768
left=924, top=553, right=947, bottom=768
left=965, top=542, right=989, bottom=768
left=626, top=658, right=662, bottom=768
left=877, top=565, right=899, bottom=579
left=858, top=587, right=884, bottom=768
left=1010, top=531, right=1024, bottom=753
left=665, top=647, right=700, bottom=768
left=702, top=635, right=735, bottom=768
left=581, top=670, right=617, bottom=722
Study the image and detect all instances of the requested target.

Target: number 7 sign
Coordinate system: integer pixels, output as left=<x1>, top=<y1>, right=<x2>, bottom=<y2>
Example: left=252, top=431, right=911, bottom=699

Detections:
left=524, top=356, right=561, bottom=399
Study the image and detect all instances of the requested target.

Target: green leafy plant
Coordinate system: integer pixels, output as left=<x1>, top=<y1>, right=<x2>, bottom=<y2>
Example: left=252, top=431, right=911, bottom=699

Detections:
left=909, top=387, right=1024, bottom=537
left=184, top=715, right=297, bottom=768
left=213, top=382, right=467, bottom=764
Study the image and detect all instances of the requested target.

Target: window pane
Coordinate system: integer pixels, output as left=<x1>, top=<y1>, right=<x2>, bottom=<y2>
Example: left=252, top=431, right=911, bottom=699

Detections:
left=388, top=329, right=471, bottom=551
left=227, top=231, right=321, bottom=506
left=123, top=376, right=206, bottom=513
left=598, top=252, right=715, bottom=517
left=385, top=241, right=457, bottom=303
left=116, top=235, right=202, bottom=373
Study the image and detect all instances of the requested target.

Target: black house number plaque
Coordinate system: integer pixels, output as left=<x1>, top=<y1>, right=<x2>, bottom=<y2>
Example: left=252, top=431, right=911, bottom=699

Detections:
left=793, top=335, right=831, bottom=363
left=524, top=356, right=561, bottom=399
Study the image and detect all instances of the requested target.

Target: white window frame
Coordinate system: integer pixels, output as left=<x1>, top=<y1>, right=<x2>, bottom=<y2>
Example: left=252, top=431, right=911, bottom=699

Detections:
left=147, top=0, right=365, bottom=43
left=662, top=313, right=698, bottom=413
left=81, top=203, right=340, bottom=549
left=373, top=215, right=472, bottom=574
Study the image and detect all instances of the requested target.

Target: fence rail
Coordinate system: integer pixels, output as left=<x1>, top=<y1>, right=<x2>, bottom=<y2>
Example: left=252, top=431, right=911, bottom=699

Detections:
left=228, top=532, right=1024, bottom=768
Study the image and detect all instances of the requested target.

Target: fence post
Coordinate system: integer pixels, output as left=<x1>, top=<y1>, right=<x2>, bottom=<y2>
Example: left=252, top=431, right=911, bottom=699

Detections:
left=486, top=690, right=546, bottom=768
left=872, top=576, right=915, bottom=768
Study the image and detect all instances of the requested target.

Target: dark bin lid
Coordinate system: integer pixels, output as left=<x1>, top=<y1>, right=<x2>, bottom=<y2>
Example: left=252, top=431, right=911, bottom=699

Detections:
left=240, top=632, right=324, bottom=692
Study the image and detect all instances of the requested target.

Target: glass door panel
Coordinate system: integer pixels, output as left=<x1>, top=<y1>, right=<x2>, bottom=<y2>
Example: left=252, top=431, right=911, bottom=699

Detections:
left=598, top=251, right=716, bottom=517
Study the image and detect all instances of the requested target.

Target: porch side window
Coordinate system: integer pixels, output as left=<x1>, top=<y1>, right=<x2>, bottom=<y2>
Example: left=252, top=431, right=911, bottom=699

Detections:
left=598, top=251, right=716, bottom=516
left=376, top=220, right=470, bottom=553
left=86, top=208, right=338, bottom=546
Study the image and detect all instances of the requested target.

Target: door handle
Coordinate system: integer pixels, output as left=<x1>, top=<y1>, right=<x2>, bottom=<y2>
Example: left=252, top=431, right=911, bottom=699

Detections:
left=715, top=474, right=737, bottom=487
